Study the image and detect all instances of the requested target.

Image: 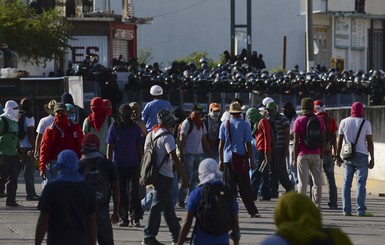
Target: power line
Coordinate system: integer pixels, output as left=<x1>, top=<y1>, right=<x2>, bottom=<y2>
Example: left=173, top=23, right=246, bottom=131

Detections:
left=151, top=0, right=210, bottom=18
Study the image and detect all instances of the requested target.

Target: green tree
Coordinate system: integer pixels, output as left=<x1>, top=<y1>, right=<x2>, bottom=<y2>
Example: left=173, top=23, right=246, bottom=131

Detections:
left=138, top=48, right=153, bottom=65
left=0, top=0, right=72, bottom=66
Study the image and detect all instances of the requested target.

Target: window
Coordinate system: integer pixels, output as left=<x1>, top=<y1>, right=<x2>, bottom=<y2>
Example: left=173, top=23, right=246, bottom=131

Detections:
left=355, top=0, right=365, bottom=13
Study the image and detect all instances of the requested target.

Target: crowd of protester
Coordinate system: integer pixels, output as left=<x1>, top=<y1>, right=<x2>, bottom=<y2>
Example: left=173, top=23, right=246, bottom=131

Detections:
left=0, top=47, right=380, bottom=244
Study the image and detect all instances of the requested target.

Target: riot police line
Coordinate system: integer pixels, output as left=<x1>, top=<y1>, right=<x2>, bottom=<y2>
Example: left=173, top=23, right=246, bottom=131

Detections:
left=66, top=53, right=385, bottom=111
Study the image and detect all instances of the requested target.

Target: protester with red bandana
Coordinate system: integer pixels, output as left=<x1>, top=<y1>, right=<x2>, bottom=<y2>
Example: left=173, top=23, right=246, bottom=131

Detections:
left=83, top=97, right=115, bottom=155
left=336, top=102, right=375, bottom=217
left=39, top=103, right=83, bottom=184
left=177, top=105, right=211, bottom=208
left=312, top=100, right=339, bottom=209
left=103, top=99, right=113, bottom=117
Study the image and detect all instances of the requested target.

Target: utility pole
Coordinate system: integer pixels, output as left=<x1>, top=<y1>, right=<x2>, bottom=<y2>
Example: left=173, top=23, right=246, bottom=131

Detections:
left=306, top=0, right=314, bottom=72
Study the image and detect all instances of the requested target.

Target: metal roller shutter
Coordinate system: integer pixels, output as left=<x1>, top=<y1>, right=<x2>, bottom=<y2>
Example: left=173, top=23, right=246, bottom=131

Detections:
left=112, top=39, right=129, bottom=61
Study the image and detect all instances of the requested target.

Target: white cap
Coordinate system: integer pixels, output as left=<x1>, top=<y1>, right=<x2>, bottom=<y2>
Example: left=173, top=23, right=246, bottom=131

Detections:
left=262, top=97, right=274, bottom=106
left=150, top=85, right=163, bottom=96
left=259, top=97, right=275, bottom=111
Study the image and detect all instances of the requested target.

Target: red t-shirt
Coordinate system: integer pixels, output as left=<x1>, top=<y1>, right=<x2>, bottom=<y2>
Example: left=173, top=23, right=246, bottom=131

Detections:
left=255, top=118, right=271, bottom=154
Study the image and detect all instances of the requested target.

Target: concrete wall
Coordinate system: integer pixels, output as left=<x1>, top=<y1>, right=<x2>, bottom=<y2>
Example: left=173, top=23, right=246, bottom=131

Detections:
left=328, top=106, right=385, bottom=194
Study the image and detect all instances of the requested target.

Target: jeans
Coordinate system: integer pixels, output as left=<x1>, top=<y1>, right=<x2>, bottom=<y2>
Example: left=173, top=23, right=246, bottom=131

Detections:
left=250, top=150, right=271, bottom=200
left=117, top=165, right=143, bottom=223
left=178, top=153, right=203, bottom=204
left=96, top=207, right=114, bottom=245
left=144, top=174, right=180, bottom=242
left=269, top=147, right=293, bottom=197
left=297, top=154, right=322, bottom=208
left=171, top=171, right=178, bottom=207
left=310, top=153, right=338, bottom=207
left=0, top=155, right=19, bottom=205
left=142, top=171, right=179, bottom=211
left=342, top=152, right=369, bottom=215
left=19, top=148, right=37, bottom=197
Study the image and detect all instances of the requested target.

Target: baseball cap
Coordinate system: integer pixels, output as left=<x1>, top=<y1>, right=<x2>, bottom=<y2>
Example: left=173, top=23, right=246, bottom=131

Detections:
left=54, top=103, right=67, bottom=113
left=209, top=102, right=220, bottom=112
left=82, top=133, right=100, bottom=151
left=191, top=104, right=203, bottom=112
left=259, top=97, right=275, bottom=111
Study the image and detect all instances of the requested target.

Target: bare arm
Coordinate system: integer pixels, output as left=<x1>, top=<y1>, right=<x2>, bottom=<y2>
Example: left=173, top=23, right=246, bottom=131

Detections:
left=34, top=133, right=42, bottom=160
left=331, top=132, right=337, bottom=157
left=218, top=139, right=225, bottom=171
left=335, top=134, right=344, bottom=166
left=35, top=212, right=49, bottom=245
left=293, top=132, right=299, bottom=167
left=110, top=180, right=120, bottom=224
left=176, top=211, right=194, bottom=245
left=179, top=133, right=186, bottom=164
left=87, top=213, right=97, bottom=245
left=106, top=144, right=114, bottom=160
left=170, top=150, right=189, bottom=188
left=367, top=135, right=374, bottom=169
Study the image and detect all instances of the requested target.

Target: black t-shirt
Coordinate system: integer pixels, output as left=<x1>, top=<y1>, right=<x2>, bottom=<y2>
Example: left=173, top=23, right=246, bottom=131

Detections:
left=79, top=156, right=119, bottom=209
left=38, top=181, right=96, bottom=245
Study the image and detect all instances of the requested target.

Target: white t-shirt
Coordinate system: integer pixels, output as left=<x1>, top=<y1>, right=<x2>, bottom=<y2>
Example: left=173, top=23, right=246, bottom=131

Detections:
left=36, top=115, right=55, bottom=135
left=180, top=119, right=207, bottom=154
left=338, top=117, right=372, bottom=155
left=20, top=116, right=35, bottom=148
left=144, top=128, right=176, bottom=178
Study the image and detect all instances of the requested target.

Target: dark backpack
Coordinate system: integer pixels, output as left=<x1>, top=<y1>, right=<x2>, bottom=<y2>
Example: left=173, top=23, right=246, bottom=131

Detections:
left=83, top=157, right=109, bottom=206
left=302, top=115, right=322, bottom=149
left=196, top=184, right=234, bottom=235
left=140, top=131, right=171, bottom=185
left=0, top=116, right=9, bottom=136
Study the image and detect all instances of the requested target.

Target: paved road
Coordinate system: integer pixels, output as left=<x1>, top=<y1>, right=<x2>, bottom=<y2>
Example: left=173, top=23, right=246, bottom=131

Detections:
left=1, top=175, right=385, bottom=245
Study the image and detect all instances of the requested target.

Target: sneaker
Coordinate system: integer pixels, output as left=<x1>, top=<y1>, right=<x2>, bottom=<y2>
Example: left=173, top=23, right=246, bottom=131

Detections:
left=142, top=237, right=164, bottom=245
left=177, top=202, right=185, bottom=208
left=250, top=213, right=261, bottom=218
left=343, top=212, right=352, bottom=216
left=119, top=220, right=129, bottom=227
left=131, top=220, right=141, bottom=227
left=357, top=212, right=374, bottom=217
left=26, top=195, right=40, bottom=201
